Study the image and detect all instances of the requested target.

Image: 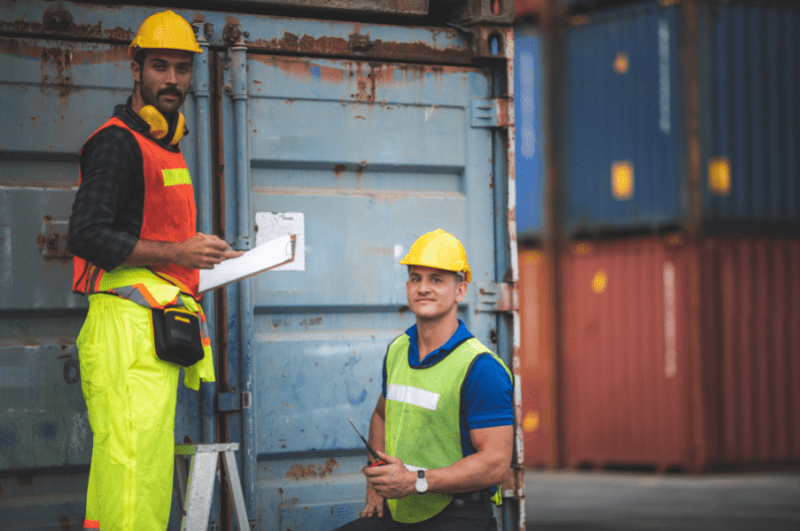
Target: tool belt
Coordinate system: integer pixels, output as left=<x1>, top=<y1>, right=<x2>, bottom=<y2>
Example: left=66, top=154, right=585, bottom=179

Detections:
left=151, top=306, right=205, bottom=367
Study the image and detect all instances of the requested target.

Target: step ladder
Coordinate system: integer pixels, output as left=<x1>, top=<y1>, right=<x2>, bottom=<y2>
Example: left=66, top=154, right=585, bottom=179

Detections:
left=174, top=443, right=250, bottom=531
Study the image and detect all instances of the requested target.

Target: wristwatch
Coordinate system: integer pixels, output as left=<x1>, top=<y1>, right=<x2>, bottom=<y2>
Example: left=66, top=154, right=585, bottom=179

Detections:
left=414, top=470, right=429, bottom=494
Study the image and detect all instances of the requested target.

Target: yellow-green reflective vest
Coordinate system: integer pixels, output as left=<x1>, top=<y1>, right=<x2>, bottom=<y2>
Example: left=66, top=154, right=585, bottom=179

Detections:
left=384, top=334, right=511, bottom=524
left=86, top=265, right=214, bottom=390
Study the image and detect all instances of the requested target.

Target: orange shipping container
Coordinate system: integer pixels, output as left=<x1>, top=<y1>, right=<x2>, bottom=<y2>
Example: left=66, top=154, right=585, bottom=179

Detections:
left=518, top=248, right=557, bottom=468
left=560, top=235, right=800, bottom=472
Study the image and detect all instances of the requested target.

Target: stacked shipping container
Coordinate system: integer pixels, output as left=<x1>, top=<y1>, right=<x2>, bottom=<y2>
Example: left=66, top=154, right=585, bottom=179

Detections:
left=516, top=0, right=800, bottom=471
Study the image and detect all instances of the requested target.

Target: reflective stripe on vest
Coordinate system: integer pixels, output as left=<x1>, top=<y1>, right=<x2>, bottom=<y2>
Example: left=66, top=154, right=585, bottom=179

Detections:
left=384, top=335, right=511, bottom=523
left=73, top=116, right=199, bottom=298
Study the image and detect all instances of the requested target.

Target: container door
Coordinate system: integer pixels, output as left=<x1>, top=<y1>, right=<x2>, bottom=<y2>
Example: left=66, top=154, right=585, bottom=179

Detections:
left=219, top=44, right=505, bottom=531
left=0, top=16, right=210, bottom=530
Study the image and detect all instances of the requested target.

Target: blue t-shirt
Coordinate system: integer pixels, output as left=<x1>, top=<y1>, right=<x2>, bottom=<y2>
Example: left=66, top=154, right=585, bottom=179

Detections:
left=382, top=320, right=514, bottom=458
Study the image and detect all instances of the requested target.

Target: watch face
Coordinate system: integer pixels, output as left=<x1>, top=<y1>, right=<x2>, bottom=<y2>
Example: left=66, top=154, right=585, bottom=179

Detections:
left=415, top=472, right=429, bottom=493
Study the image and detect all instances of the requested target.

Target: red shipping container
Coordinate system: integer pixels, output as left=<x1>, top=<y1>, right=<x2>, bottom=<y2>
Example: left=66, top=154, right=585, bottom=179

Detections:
left=519, top=248, right=557, bottom=468
left=560, top=235, right=800, bottom=472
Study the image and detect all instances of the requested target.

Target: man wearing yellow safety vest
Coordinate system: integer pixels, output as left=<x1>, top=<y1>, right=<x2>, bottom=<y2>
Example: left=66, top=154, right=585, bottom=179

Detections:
left=67, top=11, right=242, bottom=530
left=336, top=230, right=514, bottom=531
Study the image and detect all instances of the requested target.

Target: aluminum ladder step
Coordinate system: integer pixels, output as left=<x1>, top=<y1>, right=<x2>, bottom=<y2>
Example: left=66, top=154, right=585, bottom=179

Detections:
left=174, top=443, right=250, bottom=531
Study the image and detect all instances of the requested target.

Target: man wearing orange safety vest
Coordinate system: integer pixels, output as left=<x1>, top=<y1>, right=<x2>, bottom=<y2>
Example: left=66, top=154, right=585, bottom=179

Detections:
left=67, top=11, right=242, bottom=530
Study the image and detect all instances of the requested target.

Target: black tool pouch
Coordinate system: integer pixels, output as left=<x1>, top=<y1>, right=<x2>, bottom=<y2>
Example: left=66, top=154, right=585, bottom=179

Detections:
left=151, top=307, right=205, bottom=367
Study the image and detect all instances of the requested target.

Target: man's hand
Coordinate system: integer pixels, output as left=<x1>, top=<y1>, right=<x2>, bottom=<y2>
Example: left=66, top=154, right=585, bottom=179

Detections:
left=175, top=233, right=243, bottom=269
left=360, top=474, right=385, bottom=518
left=122, top=233, right=243, bottom=269
left=363, top=451, right=416, bottom=500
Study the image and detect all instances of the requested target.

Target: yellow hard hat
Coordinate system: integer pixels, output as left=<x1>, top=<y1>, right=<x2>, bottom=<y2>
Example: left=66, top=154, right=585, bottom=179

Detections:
left=400, top=229, right=472, bottom=283
left=129, top=10, right=202, bottom=60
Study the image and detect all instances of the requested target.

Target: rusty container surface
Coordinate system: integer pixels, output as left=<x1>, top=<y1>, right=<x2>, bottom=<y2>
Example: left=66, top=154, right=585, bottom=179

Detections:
left=560, top=234, right=800, bottom=471
left=519, top=248, right=557, bottom=468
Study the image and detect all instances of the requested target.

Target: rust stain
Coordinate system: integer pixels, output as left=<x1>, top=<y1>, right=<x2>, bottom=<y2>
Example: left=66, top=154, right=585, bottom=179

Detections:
left=37, top=214, right=72, bottom=260
left=249, top=31, right=471, bottom=64
left=355, top=159, right=366, bottom=187
left=58, top=515, right=71, bottom=531
left=319, top=65, right=345, bottom=84
left=285, top=457, right=339, bottom=480
left=333, top=164, right=347, bottom=178
left=0, top=10, right=132, bottom=41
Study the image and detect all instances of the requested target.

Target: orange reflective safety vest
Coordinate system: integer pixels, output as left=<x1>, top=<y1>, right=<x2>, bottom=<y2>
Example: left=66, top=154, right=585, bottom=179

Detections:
left=73, top=116, right=200, bottom=301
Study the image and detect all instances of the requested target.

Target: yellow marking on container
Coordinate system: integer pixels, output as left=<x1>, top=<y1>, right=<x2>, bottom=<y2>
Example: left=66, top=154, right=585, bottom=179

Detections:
left=523, top=411, right=539, bottom=432
left=572, top=243, right=593, bottom=255
left=708, top=157, right=731, bottom=195
left=613, top=52, right=629, bottom=74
left=612, top=161, right=634, bottom=200
left=175, top=316, right=191, bottom=324
left=592, top=270, right=608, bottom=294
left=162, top=168, right=192, bottom=187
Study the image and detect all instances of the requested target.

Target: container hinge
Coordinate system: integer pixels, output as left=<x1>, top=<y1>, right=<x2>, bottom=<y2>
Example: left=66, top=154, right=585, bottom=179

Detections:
left=474, top=282, right=517, bottom=312
left=471, top=98, right=512, bottom=128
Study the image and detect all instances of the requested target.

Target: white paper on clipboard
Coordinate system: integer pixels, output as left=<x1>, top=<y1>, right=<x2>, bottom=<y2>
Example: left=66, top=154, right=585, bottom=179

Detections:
left=197, top=234, right=296, bottom=293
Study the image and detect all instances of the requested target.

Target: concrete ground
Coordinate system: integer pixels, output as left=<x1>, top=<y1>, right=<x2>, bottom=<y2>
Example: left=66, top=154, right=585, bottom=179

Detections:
left=524, top=470, right=800, bottom=530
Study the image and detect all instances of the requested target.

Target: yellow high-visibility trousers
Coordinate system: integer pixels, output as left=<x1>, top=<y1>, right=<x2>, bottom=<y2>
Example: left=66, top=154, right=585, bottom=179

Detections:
left=78, top=294, right=180, bottom=530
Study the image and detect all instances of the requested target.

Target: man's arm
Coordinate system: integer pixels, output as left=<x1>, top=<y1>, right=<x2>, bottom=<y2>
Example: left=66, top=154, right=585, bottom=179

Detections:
left=122, top=234, right=240, bottom=270
left=68, top=127, right=141, bottom=270
left=365, top=424, right=513, bottom=500
left=69, top=126, right=242, bottom=270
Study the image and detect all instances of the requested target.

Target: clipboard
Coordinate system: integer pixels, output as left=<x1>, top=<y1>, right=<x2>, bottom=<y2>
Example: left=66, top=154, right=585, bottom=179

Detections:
left=197, top=234, right=296, bottom=293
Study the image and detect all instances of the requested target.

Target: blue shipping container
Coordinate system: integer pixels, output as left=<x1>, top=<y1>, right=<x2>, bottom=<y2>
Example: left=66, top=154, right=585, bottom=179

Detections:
left=559, top=0, right=800, bottom=237
left=0, top=2, right=522, bottom=530
left=700, top=1, right=800, bottom=234
left=514, top=25, right=547, bottom=241
left=562, top=1, right=685, bottom=236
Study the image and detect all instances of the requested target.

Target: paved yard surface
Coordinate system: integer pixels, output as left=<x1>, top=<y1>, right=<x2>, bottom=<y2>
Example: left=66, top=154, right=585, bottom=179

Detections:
left=524, top=470, right=800, bottom=530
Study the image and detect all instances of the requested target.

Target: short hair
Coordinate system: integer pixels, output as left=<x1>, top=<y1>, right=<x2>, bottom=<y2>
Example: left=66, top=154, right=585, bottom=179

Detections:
left=407, top=265, right=465, bottom=284
left=133, top=49, right=147, bottom=70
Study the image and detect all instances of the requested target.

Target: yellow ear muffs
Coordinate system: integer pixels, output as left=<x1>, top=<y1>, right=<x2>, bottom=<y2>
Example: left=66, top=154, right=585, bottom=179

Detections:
left=139, top=105, right=185, bottom=145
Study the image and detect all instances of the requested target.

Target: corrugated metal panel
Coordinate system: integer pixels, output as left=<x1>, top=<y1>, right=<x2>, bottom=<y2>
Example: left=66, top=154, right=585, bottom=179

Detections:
left=698, top=237, right=800, bottom=467
left=514, top=26, right=546, bottom=241
left=560, top=234, right=800, bottom=471
left=562, top=2, right=684, bottom=236
left=700, top=2, right=800, bottom=233
left=518, top=248, right=557, bottom=468
left=221, top=46, right=515, bottom=529
left=561, top=236, right=696, bottom=471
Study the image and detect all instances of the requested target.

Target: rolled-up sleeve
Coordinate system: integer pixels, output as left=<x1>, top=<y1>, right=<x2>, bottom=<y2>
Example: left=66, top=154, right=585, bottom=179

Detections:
left=67, top=126, right=141, bottom=271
